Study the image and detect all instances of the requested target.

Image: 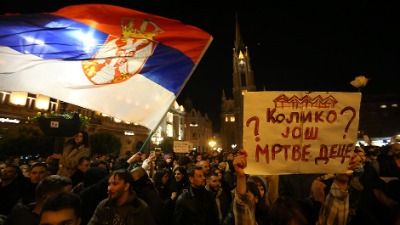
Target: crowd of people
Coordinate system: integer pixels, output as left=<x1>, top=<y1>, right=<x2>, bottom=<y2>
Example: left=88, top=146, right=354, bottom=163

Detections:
left=0, top=130, right=399, bottom=225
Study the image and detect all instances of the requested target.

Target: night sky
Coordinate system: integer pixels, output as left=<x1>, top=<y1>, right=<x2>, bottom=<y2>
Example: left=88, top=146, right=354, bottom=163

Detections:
left=1, top=1, right=399, bottom=131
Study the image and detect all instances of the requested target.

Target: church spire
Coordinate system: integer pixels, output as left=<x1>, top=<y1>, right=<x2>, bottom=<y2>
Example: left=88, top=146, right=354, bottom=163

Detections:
left=235, top=12, right=246, bottom=55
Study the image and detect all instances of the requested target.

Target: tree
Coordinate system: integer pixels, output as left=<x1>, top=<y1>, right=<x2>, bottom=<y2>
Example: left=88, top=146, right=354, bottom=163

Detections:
left=89, top=132, right=122, bottom=156
left=159, top=137, right=174, bottom=154
left=0, top=125, right=54, bottom=160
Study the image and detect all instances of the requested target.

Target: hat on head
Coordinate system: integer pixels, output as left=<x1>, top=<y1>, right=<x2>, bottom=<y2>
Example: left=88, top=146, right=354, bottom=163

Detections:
left=163, top=154, right=172, bottom=160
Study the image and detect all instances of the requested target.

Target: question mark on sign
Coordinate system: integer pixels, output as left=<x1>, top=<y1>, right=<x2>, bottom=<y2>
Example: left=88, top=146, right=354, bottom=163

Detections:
left=246, top=116, right=260, bottom=142
left=340, top=106, right=356, bottom=139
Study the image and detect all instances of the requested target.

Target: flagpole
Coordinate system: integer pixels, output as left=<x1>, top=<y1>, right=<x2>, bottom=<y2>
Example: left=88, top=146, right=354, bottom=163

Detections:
left=138, top=129, right=155, bottom=153
left=128, top=101, right=172, bottom=171
left=136, top=100, right=173, bottom=152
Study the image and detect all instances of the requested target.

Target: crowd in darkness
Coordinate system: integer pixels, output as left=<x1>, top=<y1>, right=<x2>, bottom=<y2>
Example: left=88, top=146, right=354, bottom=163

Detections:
left=0, top=130, right=399, bottom=225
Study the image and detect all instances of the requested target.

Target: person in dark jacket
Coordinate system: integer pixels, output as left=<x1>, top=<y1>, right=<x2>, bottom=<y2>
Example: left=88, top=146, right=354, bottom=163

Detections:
left=173, top=166, right=219, bottom=225
left=77, top=167, right=109, bottom=225
left=4, top=175, right=73, bottom=225
left=87, top=169, right=155, bottom=225
left=131, top=166, right=169, bottom=225
left=0, top=164, right=25, bottom=216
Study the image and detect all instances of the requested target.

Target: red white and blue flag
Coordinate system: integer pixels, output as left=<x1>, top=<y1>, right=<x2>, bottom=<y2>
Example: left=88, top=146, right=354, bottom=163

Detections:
left=0, top=4, right=212, bottom=130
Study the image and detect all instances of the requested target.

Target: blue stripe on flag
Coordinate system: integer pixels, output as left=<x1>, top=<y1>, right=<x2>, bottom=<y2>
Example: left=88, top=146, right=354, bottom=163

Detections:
left=0, top=14, right=108, bottom=59
left=141, top=43, right=194, bottom=95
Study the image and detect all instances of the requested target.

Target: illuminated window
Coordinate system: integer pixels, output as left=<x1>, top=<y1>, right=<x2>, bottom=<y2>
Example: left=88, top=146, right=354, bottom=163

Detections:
left=380, top=104, right=387, bottom=108
left=391, top=103, right=398, bottom=108
left=166, top=124, right=173, bottom=137
left=230, top=116, right=235, bottom=122
left=167, top=112, right=173, bottom=123
left=10, top=92, right=27, bottom=106
left=225, top=116, right=229, bottom=122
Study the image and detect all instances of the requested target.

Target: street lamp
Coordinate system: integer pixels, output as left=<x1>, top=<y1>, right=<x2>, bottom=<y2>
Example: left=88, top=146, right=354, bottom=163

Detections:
left=209, top=140, right=216, bottom=150
left=231, top=144, right=237, bottom=151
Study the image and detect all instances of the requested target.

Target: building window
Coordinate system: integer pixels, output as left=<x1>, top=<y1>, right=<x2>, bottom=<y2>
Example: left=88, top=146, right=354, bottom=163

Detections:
left=230, top=116, right=235, bottom=122
left=167, top=112, right=173, bottom=123
left=166, top=124, right=173, bottom=137
left=241, top=71, right=246, bottom=86
left=380, top=104, right=387, bottom=109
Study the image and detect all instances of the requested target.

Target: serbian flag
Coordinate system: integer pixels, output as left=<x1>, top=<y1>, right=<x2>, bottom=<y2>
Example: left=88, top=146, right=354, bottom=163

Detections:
left=0, top=4, right=212, bottom=131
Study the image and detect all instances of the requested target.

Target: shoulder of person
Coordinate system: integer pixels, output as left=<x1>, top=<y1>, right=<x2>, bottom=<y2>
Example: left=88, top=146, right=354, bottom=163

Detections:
left=128, top=194, right=149, bottom=210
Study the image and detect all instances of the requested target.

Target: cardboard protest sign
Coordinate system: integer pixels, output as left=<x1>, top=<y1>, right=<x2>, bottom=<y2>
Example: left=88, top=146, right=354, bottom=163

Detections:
left=243, top=91, right=361, bottom=175
left=173, top=141, right=193, bottom=153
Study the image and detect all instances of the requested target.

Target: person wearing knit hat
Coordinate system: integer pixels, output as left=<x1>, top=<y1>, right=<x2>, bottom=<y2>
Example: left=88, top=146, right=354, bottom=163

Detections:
left=160, top=153, right=173, bottom=171
left=163, top=154, right=172, bottom=161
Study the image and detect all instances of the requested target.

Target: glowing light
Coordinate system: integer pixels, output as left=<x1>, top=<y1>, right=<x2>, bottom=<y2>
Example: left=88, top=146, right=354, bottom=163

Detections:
left=35, top=94, right=50, bottom=110
left=0, top=117, right=20, bottom=123
left=10, top=92, right=27, bottom=106
left=124, top=131, right=134, bottom=136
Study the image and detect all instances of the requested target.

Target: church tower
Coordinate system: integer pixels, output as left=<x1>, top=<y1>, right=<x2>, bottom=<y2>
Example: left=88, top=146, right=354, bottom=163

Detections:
left=221, top=14, right=256, bottom=151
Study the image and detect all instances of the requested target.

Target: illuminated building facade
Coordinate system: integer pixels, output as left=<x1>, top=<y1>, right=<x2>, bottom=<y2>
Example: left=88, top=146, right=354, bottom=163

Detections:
left=0, top=91, right=186, bottom=156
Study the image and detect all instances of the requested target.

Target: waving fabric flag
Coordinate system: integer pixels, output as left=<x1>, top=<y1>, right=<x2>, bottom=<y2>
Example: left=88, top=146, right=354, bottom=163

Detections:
left=0, top=4, right=212, bottom=131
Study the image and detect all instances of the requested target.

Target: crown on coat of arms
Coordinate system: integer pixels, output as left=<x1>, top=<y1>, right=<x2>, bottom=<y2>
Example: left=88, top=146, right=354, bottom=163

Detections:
left=121, top=17, right=162, bottom=40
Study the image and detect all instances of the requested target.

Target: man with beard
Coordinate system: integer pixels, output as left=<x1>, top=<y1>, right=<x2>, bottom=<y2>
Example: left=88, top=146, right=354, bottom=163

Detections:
left=0, top=164, right=24, bottom=216
left=205, top=172, right=230, bottom=224
left=87, top=169, right=155, bottom=225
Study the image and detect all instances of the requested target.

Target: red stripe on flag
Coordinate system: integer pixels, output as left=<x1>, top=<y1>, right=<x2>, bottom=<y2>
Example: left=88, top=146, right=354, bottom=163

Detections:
left=51, top=4, right=212, bottom=64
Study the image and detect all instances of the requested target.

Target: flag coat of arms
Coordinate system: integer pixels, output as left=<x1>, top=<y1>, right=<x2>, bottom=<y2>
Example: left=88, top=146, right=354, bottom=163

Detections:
left=0, top=4, right=213, bottom=131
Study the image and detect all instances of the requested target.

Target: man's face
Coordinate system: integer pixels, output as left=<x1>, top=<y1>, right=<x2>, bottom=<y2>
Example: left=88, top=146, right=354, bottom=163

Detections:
left=391, top=143, right=400, bottom=158
left=39, top=208, right=80, bottom=225
left=213, top=169, right=222, bottom=180
left=108, top=174, right=128, bottom=201
left=0, top=163, right=6, bottom=176
left=199, top=161, right=210, bottom=175
left=78, top=160, right=91, bottom=173
left=1, top=166, right=19, bottom=182
left=206, top=175, right=221, bottom=192
left=30, top=165, right=48, bottom=184
left=190, top=169, right=205, bottom=189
